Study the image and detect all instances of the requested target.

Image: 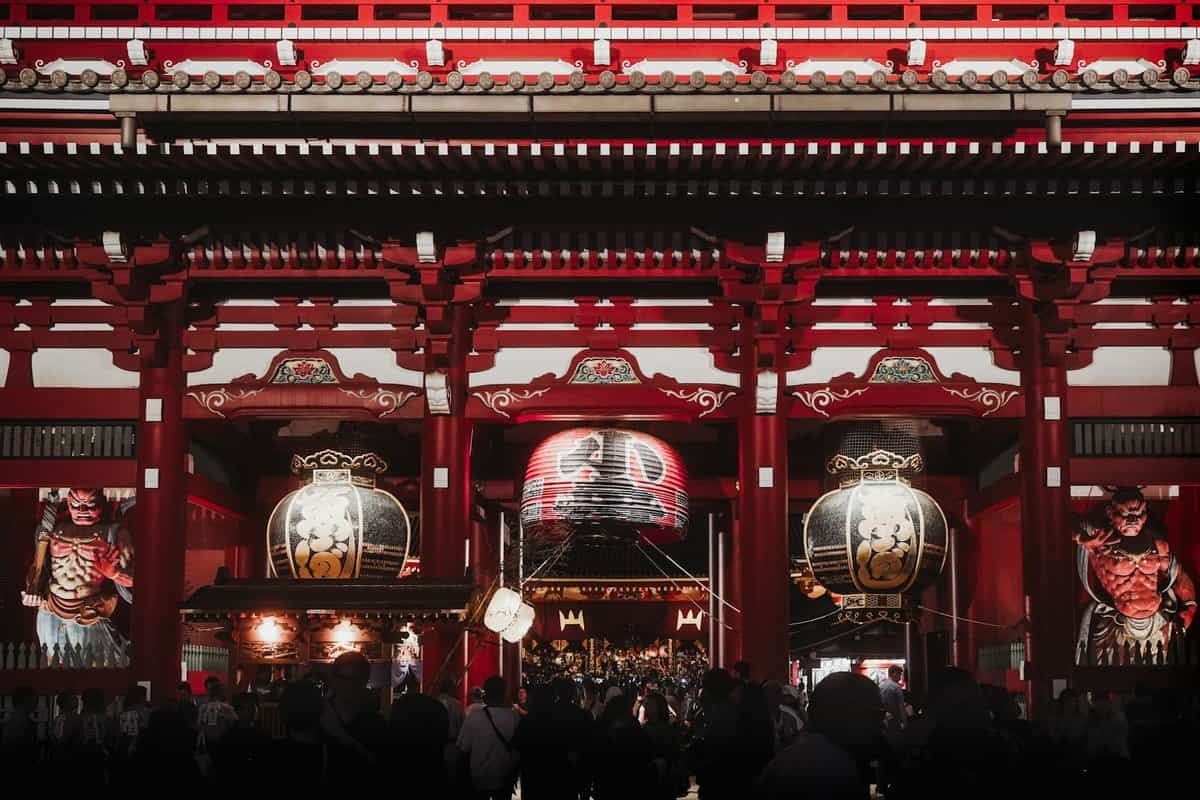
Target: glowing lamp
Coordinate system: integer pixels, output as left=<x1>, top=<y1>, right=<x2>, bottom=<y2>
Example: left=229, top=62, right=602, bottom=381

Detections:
left=803, top=449, right=948, bottom=623
left=255, top=616, right=283, bottom=643
left=484, top=588, right=535, bottom=642
left=267, top=449, right=412, bottom=579
left=331, top=619, right=356, bottom=645
left=501, top=601, right=535, bottom=643
left=521, top=428, right=688, bottom=545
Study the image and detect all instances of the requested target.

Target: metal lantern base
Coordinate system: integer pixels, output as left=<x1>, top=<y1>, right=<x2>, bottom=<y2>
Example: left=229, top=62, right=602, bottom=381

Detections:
left=838, top=593, right=915, bottom=624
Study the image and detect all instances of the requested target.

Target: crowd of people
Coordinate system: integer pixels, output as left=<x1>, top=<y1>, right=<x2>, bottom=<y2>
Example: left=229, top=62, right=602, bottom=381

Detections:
left=2, top=655, right=1197, bottom=798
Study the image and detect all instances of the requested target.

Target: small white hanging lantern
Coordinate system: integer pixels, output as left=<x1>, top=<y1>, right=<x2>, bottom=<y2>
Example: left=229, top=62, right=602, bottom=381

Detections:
left=501, top=602, right=535, bottom=643
left=483, top=587, right=535, bottom=641
left=484, top=587, right=523, bottom=633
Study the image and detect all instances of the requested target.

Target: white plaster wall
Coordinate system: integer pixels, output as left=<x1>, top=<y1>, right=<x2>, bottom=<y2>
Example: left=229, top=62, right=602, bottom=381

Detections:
left=32, top=349, right=138, bottom=388
left=1068, top=347, right=1172, bottom=386
left=786, top=347, right=882, bottom=385
left=326, top=348, right=423, bottom=385
left=924, top=348, right=1020, bottom=385
left=626, top=348, right=740, bottom=387
left=187, top=349, right=277, bottom=386
left=470, top=348, right=584, bottom=387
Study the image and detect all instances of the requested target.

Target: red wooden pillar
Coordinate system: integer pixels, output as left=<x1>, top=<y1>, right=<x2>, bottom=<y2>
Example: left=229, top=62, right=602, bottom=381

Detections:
left=1, top=489, right=40, bottom=641
left=467, top=517, right=500, bottom=691
left=130, top=306, right=189, bottom=701
left=1017, top=307, right=1076, bottom=718
left=735, top=370, right=790, bottom=682
left=419, top=304, right=474, bottom=693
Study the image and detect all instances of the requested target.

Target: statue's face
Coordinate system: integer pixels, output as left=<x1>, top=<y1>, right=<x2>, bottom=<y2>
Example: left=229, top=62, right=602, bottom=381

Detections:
left=66, top=488, right=104, bottom=526
left=1107, top=497, right=1147, bottom=537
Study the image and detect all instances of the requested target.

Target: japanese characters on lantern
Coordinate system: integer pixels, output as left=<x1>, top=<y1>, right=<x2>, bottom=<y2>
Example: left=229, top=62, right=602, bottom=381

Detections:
left=267, top=449, right=412, bottom=580
left=521, top=428, right=688, bottom=545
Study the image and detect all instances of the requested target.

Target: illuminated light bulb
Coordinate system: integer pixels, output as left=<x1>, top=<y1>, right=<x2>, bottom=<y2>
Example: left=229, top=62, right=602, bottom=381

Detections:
left=332, top=619, right=356, bottom=645
left=256, top=616, right=282, bottom=643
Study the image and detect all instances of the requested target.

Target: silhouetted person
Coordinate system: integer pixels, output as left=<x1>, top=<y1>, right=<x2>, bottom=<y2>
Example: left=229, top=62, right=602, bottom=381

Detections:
left=756, top=671, right=882, bottom=800
left=512, top=685, right=563, bottom=799
left=50, top=691, right=82, bottom=761
left=896, top=667, right=1019, bottom=800
left=552, top=676, right=594, bottom=800
left=130, top=704, right=204, bottom=789
left=0, top=685, right=38, bottom=770
left=215, top=692, right=272, bottom=788
left=880, top=666, right=907, bottom=733
left=391, top=690, right=451, bottom=793
left=689, top=668, right=741, bottom=800
left=275, top=680, right=328, bottom=789
left=457, top=675, right=520, bottom=799
left=642, top=691, right=686, bottom=799
left=322, top=650, right=389, bottom=780
left=589, top=693, right=655, bottom=800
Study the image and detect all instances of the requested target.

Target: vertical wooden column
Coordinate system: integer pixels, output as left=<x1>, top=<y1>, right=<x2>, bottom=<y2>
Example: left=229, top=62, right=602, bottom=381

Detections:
left=1017, top=306, right=1076, bottom=718
left=130, top=304, right=189, bottom=700
left=419, top=304, right=474, bottom=693
left=2, top=490, right=40, bottom=641
left=735, top=308, right=790, bottom=681
left=467, top=517, right=500, bottom=690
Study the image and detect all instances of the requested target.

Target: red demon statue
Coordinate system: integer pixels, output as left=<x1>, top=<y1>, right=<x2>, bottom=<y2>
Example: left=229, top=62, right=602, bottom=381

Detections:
left=21, top=488, right=134, bottom=667
left=1074, top=487, right=1196, bottom=665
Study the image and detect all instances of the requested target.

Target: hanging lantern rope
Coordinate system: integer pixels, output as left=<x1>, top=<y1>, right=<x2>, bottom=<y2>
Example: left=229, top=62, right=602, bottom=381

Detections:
left=789, top=607, right=847, bottom=627
left=634, top=542, right=739, bottom=633
left=638, top=533, right=742, bottom=615
left=917, top=605, right=1021, bottom=630
left=789, top=620, right=876, bottom=647
left=522, top=532, right=576, bottom=587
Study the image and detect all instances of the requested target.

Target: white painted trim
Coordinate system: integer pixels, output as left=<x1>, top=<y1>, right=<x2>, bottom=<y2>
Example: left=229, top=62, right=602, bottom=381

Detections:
left=623, top=58, right=746, bottom=75
left=1, top=25, right=1190, bottom=42
left=0, top=98, right=109, bottom=111
left=1072, top=97, right=1200, bottom=111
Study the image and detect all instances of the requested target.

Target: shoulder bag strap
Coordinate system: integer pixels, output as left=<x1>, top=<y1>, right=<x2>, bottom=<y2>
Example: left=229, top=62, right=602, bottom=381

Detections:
left=482, top=708, right=513, bottom=753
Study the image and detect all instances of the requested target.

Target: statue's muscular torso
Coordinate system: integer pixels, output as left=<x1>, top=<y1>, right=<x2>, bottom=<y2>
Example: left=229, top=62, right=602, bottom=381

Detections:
left=1086, top=534, right=1169, bottom=619
left=46, top=523, right=132, bottom=600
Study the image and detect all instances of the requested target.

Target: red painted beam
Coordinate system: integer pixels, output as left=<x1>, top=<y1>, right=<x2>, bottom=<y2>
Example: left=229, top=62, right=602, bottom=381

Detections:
left=1069, top=387, right=1200, bottom=418
left=1070, top=457, right=1200, bottom=485
left=0, top=389, right=138, bottom=419
left=0, top=459, right=137, bottom=488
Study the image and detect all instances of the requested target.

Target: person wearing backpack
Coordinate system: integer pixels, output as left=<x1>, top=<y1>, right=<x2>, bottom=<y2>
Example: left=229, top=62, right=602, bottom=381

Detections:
left=456, top=675, right=521, bottom=799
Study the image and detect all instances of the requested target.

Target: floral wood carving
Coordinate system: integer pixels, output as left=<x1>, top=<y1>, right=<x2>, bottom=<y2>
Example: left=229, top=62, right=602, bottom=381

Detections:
left=792, top=387, right=869, bottom=418
left=187, top=388, right=264, bottom=418
left=659, top=387, right=736, bottom=418
left=270, top=357, right=338, bottom=384
left=568, top=356, right=640, bottom=384
left=338, top=388, right=418, bottom=418
left=473, top=387, right=552, bottom=418
left=940, top=387, right=1020, bottom=417
left=869, top=356, right=937, bottom=384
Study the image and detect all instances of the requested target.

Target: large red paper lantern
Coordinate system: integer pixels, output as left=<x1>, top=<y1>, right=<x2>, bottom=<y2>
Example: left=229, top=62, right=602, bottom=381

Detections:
left=521, top=428, right=688, bottom=544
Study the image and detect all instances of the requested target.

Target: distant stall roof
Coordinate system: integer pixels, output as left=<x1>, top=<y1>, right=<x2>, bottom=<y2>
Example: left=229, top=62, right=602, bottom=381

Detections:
left=179, top=577, right=475, bottom=620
